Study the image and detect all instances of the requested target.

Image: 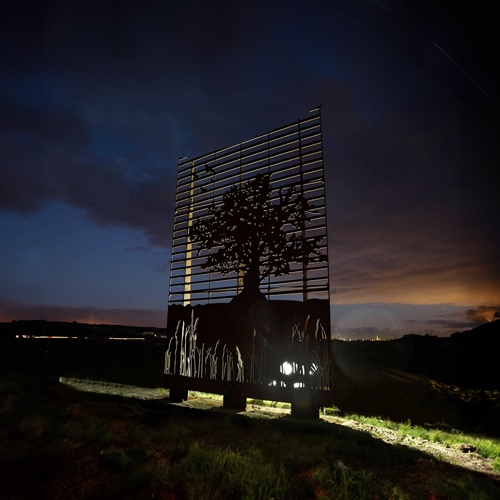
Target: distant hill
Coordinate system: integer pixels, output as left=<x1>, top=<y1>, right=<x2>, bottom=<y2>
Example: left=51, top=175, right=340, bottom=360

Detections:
left=451, top=318, right=500, bottom=341
left=0, top=319, right=166, bottom=340
left=332, top=320, right=500, bottom=391
left=450, top=319, right=500, bottom=390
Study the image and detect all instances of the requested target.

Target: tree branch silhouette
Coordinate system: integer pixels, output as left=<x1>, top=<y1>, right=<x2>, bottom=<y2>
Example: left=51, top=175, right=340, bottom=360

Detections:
left=189, top=173, right=326, bottom=295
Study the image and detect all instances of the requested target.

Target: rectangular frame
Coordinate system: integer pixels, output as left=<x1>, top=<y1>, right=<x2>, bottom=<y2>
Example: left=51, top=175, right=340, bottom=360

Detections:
left=168, top=107, right=329, bottom=306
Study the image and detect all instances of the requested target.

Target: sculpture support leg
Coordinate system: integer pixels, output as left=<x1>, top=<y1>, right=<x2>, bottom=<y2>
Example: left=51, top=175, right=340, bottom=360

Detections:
left=169, top=382, right=189, bottom=402
left=291, top=390, right=320, bottom=418
left=223, top=383, right=246, bottom=409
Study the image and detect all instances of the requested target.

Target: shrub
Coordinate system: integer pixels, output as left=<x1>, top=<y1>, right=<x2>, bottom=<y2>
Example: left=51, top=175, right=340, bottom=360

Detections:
left=101, top=446, right=129, bottom=470
left=312, top=464, right=383, bottom=500
left=19, top=415, right=50, bottom=438
left=173, top=442, right=289, bottom=500
left=156, top=420, right=189, bottom=446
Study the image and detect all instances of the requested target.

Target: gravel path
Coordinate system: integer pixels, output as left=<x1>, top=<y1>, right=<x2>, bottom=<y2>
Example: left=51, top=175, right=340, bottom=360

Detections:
left=322, top=415, right=500, bottom=480
left=60, top=377, right=499, bottom=480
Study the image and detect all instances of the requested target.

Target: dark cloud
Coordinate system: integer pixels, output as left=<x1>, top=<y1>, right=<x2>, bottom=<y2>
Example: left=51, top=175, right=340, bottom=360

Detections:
left=311, top=3, right=500, bottom=299
left=0, top=94, right=176, bottom=247
left=401, top=306, right=499, bottom=333
left=0, top=1, right=318, bottom=251
left=464, top=305, right=500, bottom=323
left=311, top=0, right=500, bottom=127
left=0, top=162, right=47, bottom=214
left=403, top=316, right=474, bottom=332
left=320, top=83, right=499, bottom=302
left=124, top=247, right=150, bottom=252
left=149, top=263, right=169, bottom=274
left=326, top=199, right=494, bottom=303
left=2, top=0, right=278, bottom=73
left=40, top=1, right=278, bottom=73
left=433, top=312, right=465, bottom=318
left=421, top=319, right=477, bottom=330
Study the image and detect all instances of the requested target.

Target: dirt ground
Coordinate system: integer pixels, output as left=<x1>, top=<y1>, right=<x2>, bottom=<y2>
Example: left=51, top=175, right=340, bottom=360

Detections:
left=60, top=377, right=500, bottom=481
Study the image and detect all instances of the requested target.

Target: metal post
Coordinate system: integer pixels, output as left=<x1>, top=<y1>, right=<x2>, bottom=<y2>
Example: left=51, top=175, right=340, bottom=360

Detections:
left=208, top=153, right=217, bottom=304
left=298, top=118, right=308, bottom=302
left=184, top=158, right=195, bottom=305
left=237, top=144, right=244, bottom=294
left=316, top=105, right=333, bottom=391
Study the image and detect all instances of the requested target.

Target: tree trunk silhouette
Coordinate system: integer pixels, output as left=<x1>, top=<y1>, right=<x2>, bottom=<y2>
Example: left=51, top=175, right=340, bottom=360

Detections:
left=232, top=263, right=265, bottom=306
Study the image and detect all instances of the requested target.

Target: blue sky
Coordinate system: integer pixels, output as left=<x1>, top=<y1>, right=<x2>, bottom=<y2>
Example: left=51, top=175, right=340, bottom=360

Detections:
left=1, top=0, right=499, bottom=337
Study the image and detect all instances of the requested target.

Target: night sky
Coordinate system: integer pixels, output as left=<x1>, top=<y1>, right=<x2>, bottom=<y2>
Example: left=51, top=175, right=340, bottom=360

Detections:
left=1, top=0, right=499, bottom=338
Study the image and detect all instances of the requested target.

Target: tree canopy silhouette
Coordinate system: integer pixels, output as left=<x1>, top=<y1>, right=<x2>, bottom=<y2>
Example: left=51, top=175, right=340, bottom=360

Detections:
left=189, top=173, right=326, bottom=298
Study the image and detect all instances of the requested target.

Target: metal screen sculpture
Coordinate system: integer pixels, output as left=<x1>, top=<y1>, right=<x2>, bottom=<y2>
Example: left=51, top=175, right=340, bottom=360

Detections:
left=169, top=107, right=329, bottom=305
left=165, top=107, right=332, bottom=416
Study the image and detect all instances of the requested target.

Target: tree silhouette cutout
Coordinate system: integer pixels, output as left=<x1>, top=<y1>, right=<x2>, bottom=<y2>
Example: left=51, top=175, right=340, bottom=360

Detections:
left=189, top=173, right=326, bottom=298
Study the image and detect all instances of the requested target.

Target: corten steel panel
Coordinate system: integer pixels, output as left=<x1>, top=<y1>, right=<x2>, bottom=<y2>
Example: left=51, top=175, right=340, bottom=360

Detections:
left=168, top=108, right=329, bottom=306
left=165, top=108, right=332, bottom=405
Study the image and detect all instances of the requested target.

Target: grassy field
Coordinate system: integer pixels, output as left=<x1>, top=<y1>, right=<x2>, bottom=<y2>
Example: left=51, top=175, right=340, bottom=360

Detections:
left=2, top=337, right=500, bottom=498
left=1, top=369, right=500, bottom=500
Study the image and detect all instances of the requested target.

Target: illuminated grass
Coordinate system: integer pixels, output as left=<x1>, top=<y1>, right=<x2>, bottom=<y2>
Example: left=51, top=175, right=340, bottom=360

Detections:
left=2, top=370, right=500, bottom=499
left=312, top=464, right=385, bottom=500
left=170, top=442, right=289, bottom=500
left=188, top=391, right=223, bottom=400
left=247, top=398, right=291, bottom=410
left=56, top=417, right=114, bottom=447
left=348, top=414, right=500, bottom=461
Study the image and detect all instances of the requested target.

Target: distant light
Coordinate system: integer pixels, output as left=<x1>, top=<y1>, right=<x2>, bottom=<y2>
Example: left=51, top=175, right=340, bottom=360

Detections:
left=109, top=337, right=145, bottom=340
left=293, top=382, right=304, bottom=388
left=37, top=336, right=69, bottom=339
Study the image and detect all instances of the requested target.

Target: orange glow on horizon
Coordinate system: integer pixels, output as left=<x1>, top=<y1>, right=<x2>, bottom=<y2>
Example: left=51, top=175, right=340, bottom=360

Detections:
left=330, top=279, right=500, bottom=308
